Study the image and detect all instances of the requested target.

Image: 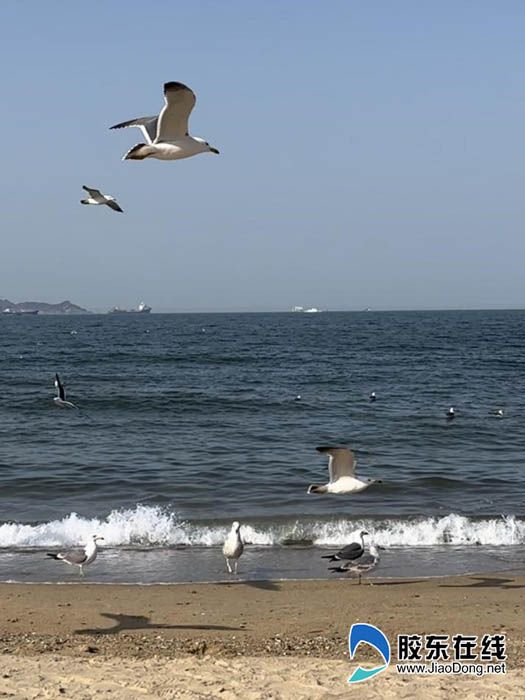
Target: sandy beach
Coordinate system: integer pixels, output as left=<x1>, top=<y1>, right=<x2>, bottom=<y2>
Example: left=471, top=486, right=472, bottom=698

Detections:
left=1, top=574, right=524, bottom=698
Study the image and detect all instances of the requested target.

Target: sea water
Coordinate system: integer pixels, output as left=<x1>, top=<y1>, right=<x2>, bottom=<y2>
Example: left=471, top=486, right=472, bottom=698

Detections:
left=1, top=310, right=524, bottom=582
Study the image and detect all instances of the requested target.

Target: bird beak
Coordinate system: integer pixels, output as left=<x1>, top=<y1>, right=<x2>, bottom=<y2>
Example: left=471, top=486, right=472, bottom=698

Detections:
left=209, top=147, right=220, bottom=154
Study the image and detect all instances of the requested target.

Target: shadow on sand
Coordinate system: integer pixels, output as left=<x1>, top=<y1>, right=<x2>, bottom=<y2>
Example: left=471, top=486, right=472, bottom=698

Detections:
left=74, top=613, right=245, bottom=636
left=440, top=575, right=525, bottom=589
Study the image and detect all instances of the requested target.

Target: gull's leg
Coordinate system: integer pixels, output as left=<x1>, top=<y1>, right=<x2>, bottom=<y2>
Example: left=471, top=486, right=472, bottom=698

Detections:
left=358, top=574, right=362, bottom=585
left=234, top=560, right=238, bottom=575
left=79, top=565, right=84, bottom=577
left=226, top=558, right=232, bottom=574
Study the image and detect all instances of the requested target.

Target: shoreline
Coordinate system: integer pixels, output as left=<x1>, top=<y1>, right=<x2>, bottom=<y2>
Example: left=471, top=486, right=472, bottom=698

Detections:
left=2, top=574, right=525, bottom=697
left=2, top=574, right=525, bottom=661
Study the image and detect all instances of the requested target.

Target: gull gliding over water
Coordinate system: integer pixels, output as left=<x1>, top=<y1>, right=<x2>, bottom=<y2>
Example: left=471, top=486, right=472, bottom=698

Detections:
left=80, top=186, right=123, bottom=212
left=308, top=447, right=382, bottom=495
left=223, top=521, right=244, bottom=574
left=110, top=81, right=220, bottom=161
left=46, top=535, right=104, bottom=576
left=54, top=374, right=78, bottom=409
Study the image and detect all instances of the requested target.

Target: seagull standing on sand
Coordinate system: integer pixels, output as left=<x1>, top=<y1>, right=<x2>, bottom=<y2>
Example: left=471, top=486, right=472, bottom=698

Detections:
left=222, top=521, right=244, bottom=574
left=446, top=407, right=455, bottom=420
left=54, top=374, right=78, bottom=409
left=46, top=535, right=104, bottom=576
left=80, top=186, right=123, bottom=212
left=308, top=447, right=382, bottom=495
left=110, top=81, right=220, bottom=161
left=328, top=544, right=380, bottom=584
left=321, top=530, right=369, bottom=563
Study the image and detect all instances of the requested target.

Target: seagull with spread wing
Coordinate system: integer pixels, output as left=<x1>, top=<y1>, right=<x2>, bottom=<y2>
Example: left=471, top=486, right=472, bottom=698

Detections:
left=80, top=186, right=123, bottom=212
left=307, top=447, right=382, bottom=495
left=110, top=81, right=220, bottom=161
left=54, top=373, right=78, bottom=409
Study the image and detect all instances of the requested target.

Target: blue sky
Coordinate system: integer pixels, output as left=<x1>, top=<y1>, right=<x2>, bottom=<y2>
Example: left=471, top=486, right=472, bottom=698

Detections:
left=1, top=1, right=524, bottom=311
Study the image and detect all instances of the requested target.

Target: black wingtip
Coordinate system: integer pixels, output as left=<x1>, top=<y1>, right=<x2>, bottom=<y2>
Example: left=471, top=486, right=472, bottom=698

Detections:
left=316, top=446, right=335, bottom=454
left=164, top=81, right=189, bottom=92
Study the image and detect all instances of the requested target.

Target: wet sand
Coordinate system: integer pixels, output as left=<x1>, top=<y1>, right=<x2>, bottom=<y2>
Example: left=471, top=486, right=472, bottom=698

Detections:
left=1, top=574, right=524, bottom=698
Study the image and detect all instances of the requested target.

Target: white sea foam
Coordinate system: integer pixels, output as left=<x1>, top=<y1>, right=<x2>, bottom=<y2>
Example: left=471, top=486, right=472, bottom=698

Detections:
left=0, top=506, right=523, bottom=548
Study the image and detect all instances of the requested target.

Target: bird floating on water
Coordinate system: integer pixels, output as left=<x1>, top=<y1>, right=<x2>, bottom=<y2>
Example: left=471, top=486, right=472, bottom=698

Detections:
left=321, top=530, right=369, bottom=562
left=222, top=521, right=244, bottom=574
left=369, top=391, right=377, bottom=402
left=80, top=186, right=123, bottom=212
left=446, top=407, right=455, bottom=420
left=490, top=409, right=504, bottom=418
left=308, top=447, right=382, bottom=495
left=54, top=373, right=78, bottom=409
left=110, top=81, right=220, bottom=161
left=46, top=535, right=104, bottom=576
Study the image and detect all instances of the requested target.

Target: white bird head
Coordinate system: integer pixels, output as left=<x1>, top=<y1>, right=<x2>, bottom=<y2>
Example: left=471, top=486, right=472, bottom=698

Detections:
left=91, top=535, right=104, bottom=542
left=193, top=136, right=220, bottom=154
left=232, top=521, right=241, bottom=532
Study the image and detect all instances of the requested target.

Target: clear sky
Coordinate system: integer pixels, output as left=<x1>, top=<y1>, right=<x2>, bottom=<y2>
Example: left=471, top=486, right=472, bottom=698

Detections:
left=1, top=1, right=524, bottom=312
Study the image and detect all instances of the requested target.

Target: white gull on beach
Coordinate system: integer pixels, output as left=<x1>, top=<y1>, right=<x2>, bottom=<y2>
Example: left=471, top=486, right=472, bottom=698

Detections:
left=110, top=81, right=220, bottom=161
left=222, top=521, right=244, bottom=574
left=54, top=373, right=78, bottom=409
left=46, top=535, right=104, bottom=576
left=307, top=447, right=382, bottom=495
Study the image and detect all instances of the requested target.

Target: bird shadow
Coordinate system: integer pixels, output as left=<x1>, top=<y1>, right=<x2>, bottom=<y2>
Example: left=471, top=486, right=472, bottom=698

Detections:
left=440, top=576, right=525, bottom=589
left=366, top=579, right=426, bottom=586
left=215, top=579, right=281, bottom=591
left=74, top=613, right=246, bottom=636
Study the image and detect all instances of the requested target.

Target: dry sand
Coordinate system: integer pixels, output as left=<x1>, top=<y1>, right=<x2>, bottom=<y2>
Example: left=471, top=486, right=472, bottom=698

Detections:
left=0, top=574, right=524, bottom=698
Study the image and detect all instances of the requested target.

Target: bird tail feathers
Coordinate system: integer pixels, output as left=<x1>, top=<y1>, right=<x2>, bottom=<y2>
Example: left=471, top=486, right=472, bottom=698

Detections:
left=123, top=143, right=155, bottom=160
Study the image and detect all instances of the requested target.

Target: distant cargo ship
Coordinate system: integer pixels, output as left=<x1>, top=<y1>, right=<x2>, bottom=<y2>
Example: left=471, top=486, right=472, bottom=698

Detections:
left=108, top=302, right=152, bottom=314
left=2, top=308, right=39, bottom=315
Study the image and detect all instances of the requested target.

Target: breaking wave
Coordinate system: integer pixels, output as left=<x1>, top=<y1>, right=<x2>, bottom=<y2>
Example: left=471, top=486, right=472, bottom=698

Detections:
left=0, top=505, right=524, bottom=548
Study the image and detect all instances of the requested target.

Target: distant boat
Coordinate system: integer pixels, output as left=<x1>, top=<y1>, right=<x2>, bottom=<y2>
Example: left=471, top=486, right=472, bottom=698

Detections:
left=291, top=306, right=322, bottom=313
left=108, top=302, right=152, bottom=314
left=2, top=308, right=39, bottom=315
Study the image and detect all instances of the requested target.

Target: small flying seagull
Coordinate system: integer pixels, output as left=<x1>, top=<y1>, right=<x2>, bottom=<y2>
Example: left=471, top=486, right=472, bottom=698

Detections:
left=222, top=521, right=244, bottom=574
left=369, top=391, right=377, bottom=402
left=80, top=185, right=123, bottom=212
left=329, top=543, right=380, bottom=584
left=321, top=530, right=369, bottom=562
left=308, top=447, right=382, bottom=495
left=446, top=407, right=455, bottom=420
left=46, top=535, right=104, bottom=576
left=110, top=81, right=220, bottom=161
left=54, top=373, right=78, bottom=409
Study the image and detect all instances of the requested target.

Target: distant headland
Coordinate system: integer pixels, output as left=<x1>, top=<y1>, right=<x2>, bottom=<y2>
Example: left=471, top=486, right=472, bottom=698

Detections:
left=0, top=298, right=89, bottom=314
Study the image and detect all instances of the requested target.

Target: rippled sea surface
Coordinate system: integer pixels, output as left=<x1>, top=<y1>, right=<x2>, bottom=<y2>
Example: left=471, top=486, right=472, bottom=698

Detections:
left=1, top=310, right=525, bottom=582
